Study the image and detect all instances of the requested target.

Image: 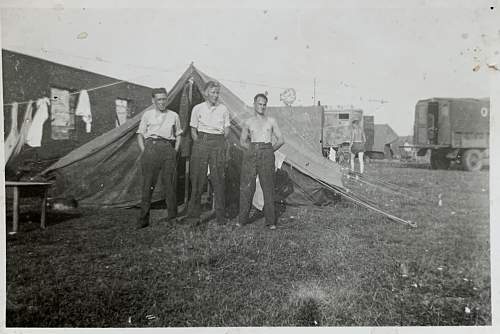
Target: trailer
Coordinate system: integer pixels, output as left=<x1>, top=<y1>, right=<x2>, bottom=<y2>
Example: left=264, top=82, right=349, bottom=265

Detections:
left=412, top=97, right=489, bottom=171
left=321, top=108, right=363, bottom=155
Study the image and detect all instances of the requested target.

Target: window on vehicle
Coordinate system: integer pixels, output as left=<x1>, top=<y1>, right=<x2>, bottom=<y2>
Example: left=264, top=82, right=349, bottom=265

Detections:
left=339, top=113, right=349, bottom=120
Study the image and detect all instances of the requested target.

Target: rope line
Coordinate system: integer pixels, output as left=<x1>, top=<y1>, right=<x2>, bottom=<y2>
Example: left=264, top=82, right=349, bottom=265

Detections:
left=2, top=80, right=129, bottom=107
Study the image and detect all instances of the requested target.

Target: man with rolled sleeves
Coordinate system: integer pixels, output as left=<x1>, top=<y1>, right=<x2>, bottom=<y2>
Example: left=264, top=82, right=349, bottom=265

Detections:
left=136, top=88, right=182, bottom=229
left=186, top=81, right=230, bottom=224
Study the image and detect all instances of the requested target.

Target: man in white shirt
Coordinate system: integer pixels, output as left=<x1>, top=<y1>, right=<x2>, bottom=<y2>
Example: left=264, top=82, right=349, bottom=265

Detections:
left=136, top=87, right=182, bottom=229
left=186, top=81, right=230, bottom=224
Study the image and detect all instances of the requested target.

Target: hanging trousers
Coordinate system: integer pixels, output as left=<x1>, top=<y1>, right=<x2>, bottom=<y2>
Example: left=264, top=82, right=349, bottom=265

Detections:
left=138, top=138, right=177, bottom=226
left=239, top=142, right=276, bottom=226
left=187, top=132, right=226, bottom=220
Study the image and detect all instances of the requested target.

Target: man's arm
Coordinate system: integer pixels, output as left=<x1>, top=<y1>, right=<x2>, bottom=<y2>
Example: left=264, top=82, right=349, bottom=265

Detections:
left=223, top=106, right=231, bottom=138
left=191, top=127, right=198, bottom=141
left=189, top=105, right=199, bottom=141
left=175, top=134, right=182, bottom=152
left=240, top=120, right=250, bottom=149
left=137, top=133, right=145, bottom=152
left=137, top=113, right=147, bottom=152
left=271, top=118, right=284, bottom=151
left=174, top=114, right=182, bottom=152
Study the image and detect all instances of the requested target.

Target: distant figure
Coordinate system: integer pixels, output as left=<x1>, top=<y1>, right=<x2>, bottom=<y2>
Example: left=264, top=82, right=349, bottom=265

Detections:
left=238, top=93, right=284, bottom=230
left=136, top=88, right=182, bottom=229
left=403, top=141, right=412, bottom=160
left=328, top=147, right=336, bottom=162
left=349, top=119, right=366, bottom=174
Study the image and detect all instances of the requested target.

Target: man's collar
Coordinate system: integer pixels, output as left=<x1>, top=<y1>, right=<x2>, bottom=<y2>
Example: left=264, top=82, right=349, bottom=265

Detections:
left=205, top=101, right=219, bottom=108
left=154, top=107, right=170, bottom=114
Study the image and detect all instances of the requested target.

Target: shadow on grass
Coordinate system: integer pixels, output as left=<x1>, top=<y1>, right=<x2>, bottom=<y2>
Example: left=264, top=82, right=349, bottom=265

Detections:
left=5, top=210, right=83, bottom=233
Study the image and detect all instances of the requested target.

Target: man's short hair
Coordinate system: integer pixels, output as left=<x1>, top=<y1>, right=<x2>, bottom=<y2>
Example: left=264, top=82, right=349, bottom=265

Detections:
left=152, top=87, right=167, bottom=97
left=352, top=119, right=359, bottom=125
left=204, top=81, right=221, bottom=92
left=254, top=93, right=268, bottom=103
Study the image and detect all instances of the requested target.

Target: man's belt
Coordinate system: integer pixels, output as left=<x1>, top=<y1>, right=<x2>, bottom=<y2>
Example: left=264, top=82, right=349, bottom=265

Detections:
left=249, top=142, right=272, bottom=149
left=198, top=132, right=224, bottom=140
left=146, top=136, right=176, bottom=145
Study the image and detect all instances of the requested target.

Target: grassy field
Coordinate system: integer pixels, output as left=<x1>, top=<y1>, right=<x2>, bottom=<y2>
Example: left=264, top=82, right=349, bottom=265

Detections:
left=5, top=163, right=490, bottom=327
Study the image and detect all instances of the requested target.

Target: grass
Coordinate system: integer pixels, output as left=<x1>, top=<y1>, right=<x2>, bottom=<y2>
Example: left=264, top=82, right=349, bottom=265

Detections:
left=5, top=162, right=490, bottom=327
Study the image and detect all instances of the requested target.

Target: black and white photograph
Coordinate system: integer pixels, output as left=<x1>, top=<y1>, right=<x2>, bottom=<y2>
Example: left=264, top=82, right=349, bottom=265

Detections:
left=1, top=0, right=499, bottom=331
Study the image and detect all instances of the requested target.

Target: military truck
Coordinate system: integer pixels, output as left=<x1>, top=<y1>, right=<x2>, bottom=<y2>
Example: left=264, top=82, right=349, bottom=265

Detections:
left=413, top=97, right=489, bottom=171
left=321, top=108, right=363, bottom=155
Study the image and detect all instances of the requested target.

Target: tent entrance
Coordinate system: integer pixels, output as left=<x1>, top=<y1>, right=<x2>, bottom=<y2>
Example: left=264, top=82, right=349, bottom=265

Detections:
left=166, top=79, right=206, bottom=209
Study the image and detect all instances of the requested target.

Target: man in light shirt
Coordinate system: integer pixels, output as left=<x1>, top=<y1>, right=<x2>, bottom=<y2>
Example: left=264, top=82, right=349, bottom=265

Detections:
left=136, top=88, right=182, bottom=229
left=186, top=81, right=230, bottom=224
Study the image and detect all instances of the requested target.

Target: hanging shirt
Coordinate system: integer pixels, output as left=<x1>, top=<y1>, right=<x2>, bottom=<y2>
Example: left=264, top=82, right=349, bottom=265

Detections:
left=4, top=102, right=19, bottom=163
left=137, top=108, right=182, bottom=140
left=328, top=147, right=336, bottom=162
left=6, top=101, right=34, bottom=165
left=75, top=89, right=92, bottom=133
left=190, top=101, right=230, bottom=134
left=26, top=97, right=50, bottom=147
left=252, top=150, right=286, bottom=210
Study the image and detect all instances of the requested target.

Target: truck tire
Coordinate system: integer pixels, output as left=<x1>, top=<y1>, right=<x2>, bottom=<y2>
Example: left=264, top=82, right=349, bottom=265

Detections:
left=462, top=149, right=483, bottom=171
left=430, top=149, right=450, bottom=170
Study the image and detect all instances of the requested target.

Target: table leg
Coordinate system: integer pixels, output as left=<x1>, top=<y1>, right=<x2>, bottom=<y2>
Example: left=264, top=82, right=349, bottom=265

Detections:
left=12, top=186, right=19, bottom=233
left=41, top=188, right=48, bottom=229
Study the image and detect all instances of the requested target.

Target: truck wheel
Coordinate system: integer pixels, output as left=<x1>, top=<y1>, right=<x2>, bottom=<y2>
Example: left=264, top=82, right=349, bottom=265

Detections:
left=462, top=149, right=483, bottom=171
left=430, top=149, right=450, bottom=170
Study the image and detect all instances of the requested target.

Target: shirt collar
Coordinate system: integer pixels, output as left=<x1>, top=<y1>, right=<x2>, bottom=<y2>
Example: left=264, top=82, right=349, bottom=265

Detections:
left=154, top=108, right=170, bottom=115
left=205, top=101, right=220, bottom=110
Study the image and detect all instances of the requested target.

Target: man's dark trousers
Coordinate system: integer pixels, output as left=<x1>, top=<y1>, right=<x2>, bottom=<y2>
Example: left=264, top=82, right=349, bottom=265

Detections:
left=238, top=142, right=276, bottom=226
left=187, top=132, right=226, bottom=221
left=138, top=138, right=177, bottom=227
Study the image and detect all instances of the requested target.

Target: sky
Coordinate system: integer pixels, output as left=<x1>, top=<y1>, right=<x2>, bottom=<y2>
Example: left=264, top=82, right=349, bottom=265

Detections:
left=1, top=1, right=499, bottom=135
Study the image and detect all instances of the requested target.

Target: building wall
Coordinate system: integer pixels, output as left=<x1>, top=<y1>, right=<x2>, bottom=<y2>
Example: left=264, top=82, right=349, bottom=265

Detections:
left=2, top=49, right=153, bottom=163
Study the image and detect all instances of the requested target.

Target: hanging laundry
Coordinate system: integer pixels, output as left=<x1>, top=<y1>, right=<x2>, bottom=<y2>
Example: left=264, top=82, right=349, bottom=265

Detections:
left=75, top=89, right=92, bottom=133
left=5, top=101, right=34, bottom=165
left=4, top=102, right=19, bottom=164
left=252, top=150, right=286, bottom=210
left=26, top=97, right=50, bottom=147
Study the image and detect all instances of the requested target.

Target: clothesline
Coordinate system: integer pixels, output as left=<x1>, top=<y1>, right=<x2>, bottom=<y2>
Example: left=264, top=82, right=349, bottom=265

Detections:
left=2, top=80, right=128, bottom=107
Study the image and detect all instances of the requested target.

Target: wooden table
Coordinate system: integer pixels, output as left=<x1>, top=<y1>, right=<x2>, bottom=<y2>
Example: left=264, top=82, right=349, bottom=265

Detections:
left=5, top=181, right=52, bottom=233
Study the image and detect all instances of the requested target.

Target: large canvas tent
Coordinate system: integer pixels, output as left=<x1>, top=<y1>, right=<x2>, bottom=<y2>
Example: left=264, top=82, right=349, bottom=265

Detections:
left=41, top=65, right=344, bottom=209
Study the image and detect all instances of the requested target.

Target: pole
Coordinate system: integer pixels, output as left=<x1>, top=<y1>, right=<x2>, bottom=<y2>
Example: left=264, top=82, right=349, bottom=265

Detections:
left=320, top=101, right=325, bottom=156
left=313, top=78, right=316, bottom=106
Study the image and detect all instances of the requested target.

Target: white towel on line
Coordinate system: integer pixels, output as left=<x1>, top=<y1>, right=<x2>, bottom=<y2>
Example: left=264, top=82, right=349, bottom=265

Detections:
left=26, top=97, right=50, bottom=147
left=75, top=89, right=92, bottom=133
